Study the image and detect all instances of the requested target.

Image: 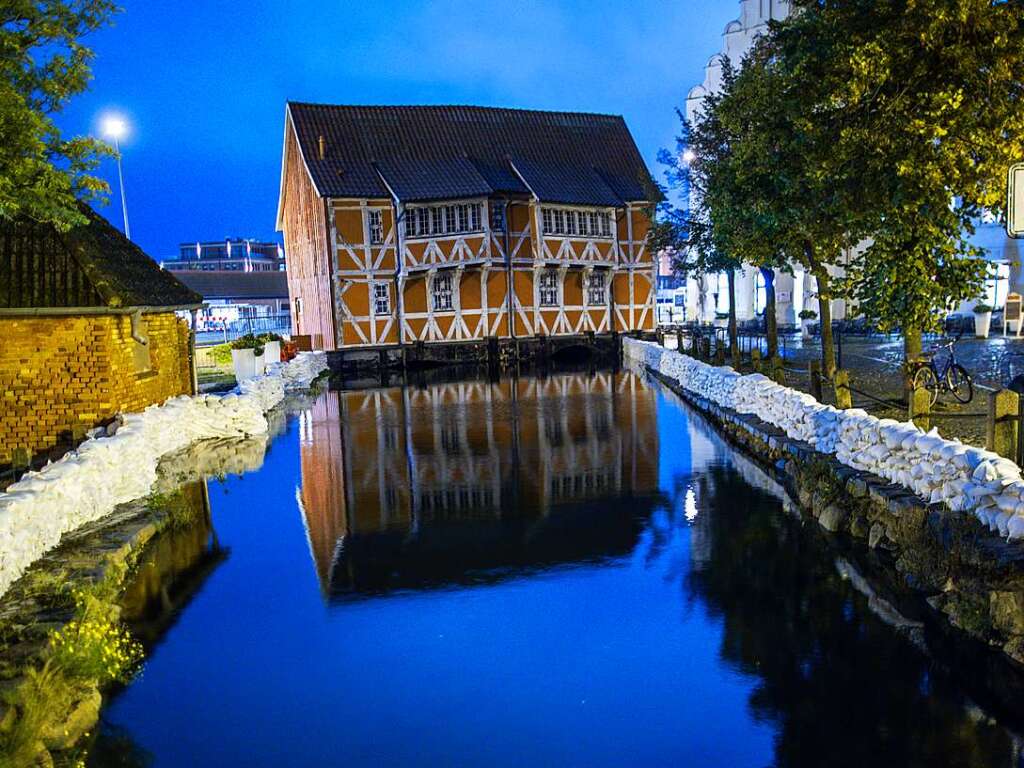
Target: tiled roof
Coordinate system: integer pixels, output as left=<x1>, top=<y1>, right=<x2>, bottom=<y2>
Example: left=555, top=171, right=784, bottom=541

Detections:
left=173, top=270, right=289, bottom=301
left=68, top=206, right=204, bottom=308
left=287, top=103, right=658, bottom=206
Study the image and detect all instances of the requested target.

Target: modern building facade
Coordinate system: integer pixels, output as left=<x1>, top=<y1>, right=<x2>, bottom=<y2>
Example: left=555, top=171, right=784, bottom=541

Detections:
left=276, top=104, right=659, bottom=351
left=161, top=238, right=284, bottom=272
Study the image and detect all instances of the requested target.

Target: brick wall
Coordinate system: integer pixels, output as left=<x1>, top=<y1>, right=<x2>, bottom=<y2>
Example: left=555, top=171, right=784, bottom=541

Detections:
left=0, top=312, right=193, bottom=466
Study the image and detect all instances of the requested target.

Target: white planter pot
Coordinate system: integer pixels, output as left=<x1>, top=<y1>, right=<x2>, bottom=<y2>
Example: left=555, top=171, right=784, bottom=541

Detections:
left=262, top=341, right=281, bottom=370
left=231, top=348, right=261, bottom=381
left=801, top=319, right=815, bottom=340
left=713, top=317, right=728, bottom=329
left=974, top=311, right=992, bottom=339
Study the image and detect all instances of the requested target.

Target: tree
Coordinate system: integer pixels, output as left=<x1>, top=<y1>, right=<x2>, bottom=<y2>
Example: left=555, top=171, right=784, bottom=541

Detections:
left=1, top=0, right=117, bottom=229
left=774, top=0, right=1024, bottom=367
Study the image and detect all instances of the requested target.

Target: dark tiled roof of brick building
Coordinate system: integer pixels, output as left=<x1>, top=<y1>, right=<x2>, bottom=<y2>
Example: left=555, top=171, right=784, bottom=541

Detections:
left=173, top=270, right=289, bottom=300
left=0, top=204, right=203, bottom=310
left=286, top=103, right=659, bottom=206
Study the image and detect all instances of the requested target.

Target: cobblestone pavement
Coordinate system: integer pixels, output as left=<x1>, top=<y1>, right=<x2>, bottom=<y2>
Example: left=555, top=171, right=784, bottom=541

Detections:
left=774, top=331, right=1024, bottom=446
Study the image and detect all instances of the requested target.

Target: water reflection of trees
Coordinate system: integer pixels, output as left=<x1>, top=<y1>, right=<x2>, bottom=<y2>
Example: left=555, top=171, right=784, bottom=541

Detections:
left=298, top=371, right=665, bottom=597
left=683, top=465, right=1019, bottom=768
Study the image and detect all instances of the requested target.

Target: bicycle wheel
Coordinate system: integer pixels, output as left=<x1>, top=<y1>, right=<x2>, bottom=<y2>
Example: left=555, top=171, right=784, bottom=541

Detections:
left=946, top=363, right=974, bottom=404
left=912, top=365, right=939, bottom=407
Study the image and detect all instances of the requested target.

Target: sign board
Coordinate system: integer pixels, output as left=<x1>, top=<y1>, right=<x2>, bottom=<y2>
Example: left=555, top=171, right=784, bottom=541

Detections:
left=1009, top=163, right=1024, bottom=238
left=1007, top=293, right=1021, bottom=322
left=776, top=290, right=792, bottom=303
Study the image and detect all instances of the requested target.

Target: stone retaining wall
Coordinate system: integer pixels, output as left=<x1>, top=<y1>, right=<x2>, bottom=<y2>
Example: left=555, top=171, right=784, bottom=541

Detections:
left=641, top=364, right=1024, bottom=666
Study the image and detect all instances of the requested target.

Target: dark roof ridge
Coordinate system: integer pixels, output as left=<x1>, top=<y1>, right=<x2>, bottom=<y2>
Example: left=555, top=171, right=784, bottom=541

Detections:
left=286, top=101, right=628, bottom=121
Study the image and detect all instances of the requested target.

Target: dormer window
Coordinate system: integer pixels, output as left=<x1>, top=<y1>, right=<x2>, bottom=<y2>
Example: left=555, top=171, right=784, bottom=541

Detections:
left=404, top=202, right=484, bottom=239
left=541, top=207, right=612, bottom=239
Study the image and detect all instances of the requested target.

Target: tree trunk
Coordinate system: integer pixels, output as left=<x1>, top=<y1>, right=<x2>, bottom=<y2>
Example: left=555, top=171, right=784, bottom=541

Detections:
left=903, top=325, right=922, bottom=393
left=804, top=241, right=836, bottom=379
left=727, top=269, right=739, bottom=365
left=761, top=267, right=778, bottom=360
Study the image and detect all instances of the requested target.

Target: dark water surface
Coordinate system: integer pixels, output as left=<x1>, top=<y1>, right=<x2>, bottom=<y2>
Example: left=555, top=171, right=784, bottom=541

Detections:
left=91, top=370, right=1024, bottom=767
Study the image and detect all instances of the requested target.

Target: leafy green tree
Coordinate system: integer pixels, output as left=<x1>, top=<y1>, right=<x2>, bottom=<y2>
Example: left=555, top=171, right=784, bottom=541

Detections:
left=774, top=0, right=1024, bottom=365
left=1, top=0, right=117, bottom=229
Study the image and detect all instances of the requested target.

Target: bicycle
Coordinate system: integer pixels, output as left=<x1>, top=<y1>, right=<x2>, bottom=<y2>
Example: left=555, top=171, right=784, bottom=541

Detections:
left=911, top=333, right=973, bottom=406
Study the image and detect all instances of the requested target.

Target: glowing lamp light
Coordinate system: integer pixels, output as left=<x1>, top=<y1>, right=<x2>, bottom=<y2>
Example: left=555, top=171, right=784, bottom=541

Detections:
left=101, top=115, right=128, bottom=141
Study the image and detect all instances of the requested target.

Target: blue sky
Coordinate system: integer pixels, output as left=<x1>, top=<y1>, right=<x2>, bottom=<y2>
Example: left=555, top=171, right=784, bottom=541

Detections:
left=59, top=0, right=734, bottom=258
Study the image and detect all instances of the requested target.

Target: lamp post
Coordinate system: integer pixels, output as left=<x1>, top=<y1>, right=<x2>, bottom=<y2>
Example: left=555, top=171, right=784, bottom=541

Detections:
left=102, top=116, right=131, bottom=240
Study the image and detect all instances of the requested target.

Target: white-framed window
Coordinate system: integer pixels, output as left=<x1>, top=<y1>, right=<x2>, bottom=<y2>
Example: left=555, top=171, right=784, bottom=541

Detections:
left=431, top=207, right=444, bottom=235
left=432, top=272, right=454, bottom=311
left=541, top=207, right=613, bottom=239
left=368, top=210, right=384, bottom=244
left=491, top=203, right=505, bottom=232
left=405, top=202, right=485, bottom=238
left=539, top=269, right=559, bottom=306
left=587, top=271, right=606, bottom=305
left=372, top=282, right=391, bottom=315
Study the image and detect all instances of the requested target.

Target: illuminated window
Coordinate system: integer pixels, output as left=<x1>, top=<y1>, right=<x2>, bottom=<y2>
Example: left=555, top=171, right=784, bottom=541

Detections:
left=539, top=269, right=559, bottom=306
left=373, top=282, right=391, bottom=315
left=432, top=272, right=454, bottom=311
left=986, top=262, right=1011, bottom=309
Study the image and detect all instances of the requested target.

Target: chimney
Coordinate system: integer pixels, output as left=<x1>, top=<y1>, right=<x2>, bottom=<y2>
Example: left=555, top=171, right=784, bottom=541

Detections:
left=318, top=135, right=325, bottom=160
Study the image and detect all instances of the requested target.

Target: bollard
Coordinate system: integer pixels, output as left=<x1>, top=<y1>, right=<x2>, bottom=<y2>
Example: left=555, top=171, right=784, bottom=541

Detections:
left=833, top=369, right=853, bottom=410
left=714, top=345, right=725, bottom=366
left=771, top=356, right=785, bottom=384
left=809, top=360, right=823, bottom=401
left=751, top=347, right=762, bottom=373
left=11, top=447, right=31, bottom=470
left=987, top=389, right=1020, bottom=459
left=908, top=381, right=930, bottom=430
left=676, top=329, right=684, bottom=353
left=656, top=327, right=665, bottom=347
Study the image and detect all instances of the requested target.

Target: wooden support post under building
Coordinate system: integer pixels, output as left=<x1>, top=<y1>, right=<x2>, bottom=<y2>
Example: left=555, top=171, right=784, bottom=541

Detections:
left=987, top=389, right=1020, bottom=459
left=809, top=360, right=823, bottom=401
left=833, top=369, right=853, bottom=410
left=908, top=381, right=930, bottom=430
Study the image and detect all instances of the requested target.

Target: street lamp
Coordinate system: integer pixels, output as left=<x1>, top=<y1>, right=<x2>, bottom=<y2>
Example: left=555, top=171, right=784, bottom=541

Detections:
left=102, top=115, right=131, bottom=240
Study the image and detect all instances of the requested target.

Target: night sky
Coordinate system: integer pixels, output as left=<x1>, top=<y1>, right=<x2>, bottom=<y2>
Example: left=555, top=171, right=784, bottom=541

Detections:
left=57, top=0, right=734, bottom=259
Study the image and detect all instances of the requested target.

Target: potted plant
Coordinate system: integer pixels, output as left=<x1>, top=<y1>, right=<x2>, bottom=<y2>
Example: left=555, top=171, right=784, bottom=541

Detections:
left=973, top=303, right=994, bottom=339
left=258, top=332, right=284, bottom=369
left=798, top=309, right=817, bottom=340
left=230, top=334, right=265, bottom=381
left=713, top=311, right=730, bottom=328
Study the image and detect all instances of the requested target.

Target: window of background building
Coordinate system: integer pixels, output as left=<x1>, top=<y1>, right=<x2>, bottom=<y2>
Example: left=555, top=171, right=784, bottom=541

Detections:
left=539, top=269, right=559, bottom=306
left=754, top=271, right=767, bottom=316
left=985, top=262, right=1011, bottom=309
left=714, top=272, right=731, bottom=315
left=373, top=282, right=391, bottom=315
left=368, top=210, right=384, bottom=244
left=432, top=272, right=454, bottom=312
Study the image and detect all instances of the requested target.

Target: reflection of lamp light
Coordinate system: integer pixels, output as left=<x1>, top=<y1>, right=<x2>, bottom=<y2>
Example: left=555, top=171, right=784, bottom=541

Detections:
left=684, top=487, right=699, bottom=522
left=100, top=113, right=131, bottom=239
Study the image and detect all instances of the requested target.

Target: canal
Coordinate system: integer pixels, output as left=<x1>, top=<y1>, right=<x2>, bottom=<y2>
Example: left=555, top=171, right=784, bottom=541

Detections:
left=89, top=368, right=1024, bottom=767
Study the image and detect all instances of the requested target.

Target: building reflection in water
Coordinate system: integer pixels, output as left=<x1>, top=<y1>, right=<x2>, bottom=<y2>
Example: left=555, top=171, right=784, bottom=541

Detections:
left=297, top=370, right=662, bottom=598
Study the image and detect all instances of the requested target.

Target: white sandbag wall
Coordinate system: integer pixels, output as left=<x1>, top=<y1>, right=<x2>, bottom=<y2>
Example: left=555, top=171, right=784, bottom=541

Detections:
left=0, top=351, right=328, bottom=597
left=624, top=338, right=1024, bottom=542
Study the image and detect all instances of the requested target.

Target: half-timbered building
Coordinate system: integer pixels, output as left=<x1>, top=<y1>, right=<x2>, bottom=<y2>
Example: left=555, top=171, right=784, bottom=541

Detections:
left=275, top=104, right=658, bottom=354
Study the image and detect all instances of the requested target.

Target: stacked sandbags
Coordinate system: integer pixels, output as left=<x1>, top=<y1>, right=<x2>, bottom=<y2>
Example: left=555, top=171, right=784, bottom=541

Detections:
left=0, top=351, right=329, bottom=597
left=625, top=338, right=1024, bottom=541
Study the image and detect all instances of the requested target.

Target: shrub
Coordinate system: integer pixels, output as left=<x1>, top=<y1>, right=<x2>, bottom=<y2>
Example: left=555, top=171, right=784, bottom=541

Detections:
left=258, top=332, right=284, bottom=344
left=973, top=303, right=994, bottom=314
left=48, top=590, right=143, bottom=686
left=798, top=309, right=818, bottom=320
left=230, top=334, right=265, bottom=355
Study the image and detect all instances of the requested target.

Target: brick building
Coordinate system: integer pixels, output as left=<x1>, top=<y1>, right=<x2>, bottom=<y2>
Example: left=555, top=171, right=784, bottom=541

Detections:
left=0, top=205, right=203, bottom=468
